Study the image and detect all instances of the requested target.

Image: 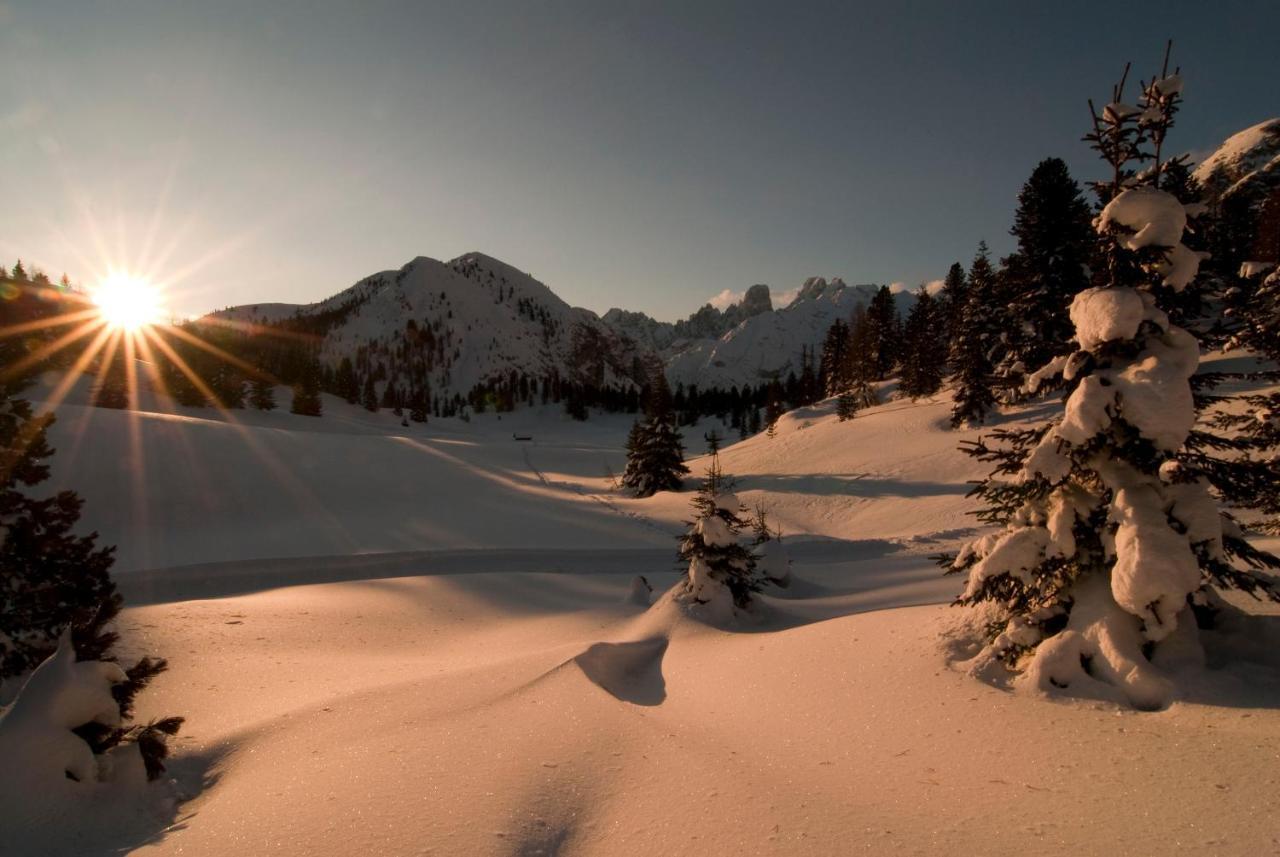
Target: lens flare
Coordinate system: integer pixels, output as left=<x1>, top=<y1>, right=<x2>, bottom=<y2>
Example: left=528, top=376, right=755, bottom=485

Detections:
left=92, top=272, right=164, bottom=331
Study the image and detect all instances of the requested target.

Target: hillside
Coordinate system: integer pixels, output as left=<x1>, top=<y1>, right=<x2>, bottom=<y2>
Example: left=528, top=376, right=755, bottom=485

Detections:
left=212, top=259, right=915, bottom=403
left=211, top=252, right=646, bottom=404
left=1193, top=117, right=1280, bottom=201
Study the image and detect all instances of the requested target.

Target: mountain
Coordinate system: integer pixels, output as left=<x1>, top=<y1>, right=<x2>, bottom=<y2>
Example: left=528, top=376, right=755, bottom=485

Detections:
left=211, top=252, right=646, bottom=400
left=211, top=254, right=913, bottom=401
left=601, top=282, right=774, bottom=351
left=662, top=278, right=913, bottom=389
left=1193, top=117, right=1280, bottom=202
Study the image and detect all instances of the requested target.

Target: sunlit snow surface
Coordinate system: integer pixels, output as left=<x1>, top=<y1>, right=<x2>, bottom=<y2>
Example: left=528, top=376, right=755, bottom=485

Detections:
left=6, top=357, right=1280, bottom=856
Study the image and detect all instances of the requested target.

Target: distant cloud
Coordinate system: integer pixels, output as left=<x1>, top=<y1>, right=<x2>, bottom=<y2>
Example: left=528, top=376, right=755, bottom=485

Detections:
left=773, top=287, right=800, bottom=308
left=889, top=279, right=947, bottom=296
left=706, top=288, right=744, bottom=310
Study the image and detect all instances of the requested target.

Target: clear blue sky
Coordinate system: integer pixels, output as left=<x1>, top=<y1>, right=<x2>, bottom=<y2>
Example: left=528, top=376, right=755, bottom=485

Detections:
left=1, top=1, right=1277, bottom=320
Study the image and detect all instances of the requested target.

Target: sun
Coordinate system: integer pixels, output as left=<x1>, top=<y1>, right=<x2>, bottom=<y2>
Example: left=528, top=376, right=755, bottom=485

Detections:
left=92, top=272, right=164, bottom=332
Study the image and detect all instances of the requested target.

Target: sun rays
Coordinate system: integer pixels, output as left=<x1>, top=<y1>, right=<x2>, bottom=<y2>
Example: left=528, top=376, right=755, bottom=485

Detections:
left=0, top=265, right=361, bottom=562
left=91, top=272, right=164, bottom=332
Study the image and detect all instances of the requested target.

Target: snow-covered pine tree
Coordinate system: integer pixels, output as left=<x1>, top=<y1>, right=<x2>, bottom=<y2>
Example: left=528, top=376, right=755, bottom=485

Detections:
left=943, top=51, right=1280, bottom=710
left=949, top=243, right=999, bottom=427
left=676, top=451, right=759, bottom=611
left=899, top=287, right=946, bottom=399
left=992, top=158, right=1094, bottom=398
left=0, top=335, right=182, bottom=777
left=249, top=376, right=277, bottom=411
left=620, top=370, right=689, bottom=497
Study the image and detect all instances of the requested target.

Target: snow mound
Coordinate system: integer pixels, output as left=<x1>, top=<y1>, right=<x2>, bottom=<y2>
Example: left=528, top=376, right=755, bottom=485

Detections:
left=571, top=638, right=668, bottom=706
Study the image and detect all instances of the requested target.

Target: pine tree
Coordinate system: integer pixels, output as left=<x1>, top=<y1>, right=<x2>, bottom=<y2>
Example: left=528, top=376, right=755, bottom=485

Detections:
left=290, top=360, right=323, bottom=417
left=992, top=158, right=1094, bottom=397
left=818, top=320, right=851, bottom=397
left=620, top=371, right=689, bottom=497
left=408, top=387, right=429, bottom=423
left=0, top=336, right=181, bottom=777
left=764, top=380, right=784, bottom=436
left=865, top=286, right=900, bottom=379
left=93, top=353, right=129, bottom=410
left=949, top=243, right=999, bottom=427
left=335, top=357, right=359, bottom=404
left=249, top=377, right=277, bottom=411
left=939, top=262, right=968, bottom=343
left=676, top=451, right=758, bottom=610
left=899, top=288, right=946, bottom=399
left=942, top=51, right=1280, bottom=710
left=361, top=375, right=378, bottom=412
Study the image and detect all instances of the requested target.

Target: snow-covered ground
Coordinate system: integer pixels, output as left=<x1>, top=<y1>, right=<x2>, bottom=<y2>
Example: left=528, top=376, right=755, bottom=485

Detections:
left=9, top=359, right=1280, bottom=856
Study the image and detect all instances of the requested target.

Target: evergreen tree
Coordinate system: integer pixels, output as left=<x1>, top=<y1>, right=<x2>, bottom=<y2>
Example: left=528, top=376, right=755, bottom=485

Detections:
left=335, top=357, right=359, bottom=404
left=93, top=353, right=129, bottom=410
left=865, top=285, right=900, bottom=379
left=939, top=262, right=968, bottom=342
left=0, top=335, right=181, bottom=777
left=249, top=377, right=277, bottom=411
left=898, top=287, right=946, bottom=399
left=675, top=451, right=758, bottom=610
left=992, top=158, right=1094, bottom=396
left=818, top=320, right=851, bottom=397
left=949, top=243, right=999, bottom=427
left=763, top=380, right=784, bottom=436
left=620, top=370, right=689, bottom=497
left=942, top=53, right=1280, bottom=710
left=361, top=375, right=378, bottom=412
left=290, top=360, right=323, bottom=417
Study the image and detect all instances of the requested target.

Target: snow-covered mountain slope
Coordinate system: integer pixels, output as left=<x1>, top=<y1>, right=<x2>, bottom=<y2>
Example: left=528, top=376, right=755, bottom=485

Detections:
left=1193, top=117, right=1280, bottom=201
left=602, top=282, right=776, bottom=351
left=663, top=279, right=914, bottom=388
left=211, top=252, right=646, bottom=397
left=212, top=257, right=911, bottom=396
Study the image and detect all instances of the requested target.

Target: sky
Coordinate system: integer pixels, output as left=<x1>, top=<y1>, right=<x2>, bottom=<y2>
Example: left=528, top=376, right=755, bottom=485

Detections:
left=1, top=1, right=1278, bottom=322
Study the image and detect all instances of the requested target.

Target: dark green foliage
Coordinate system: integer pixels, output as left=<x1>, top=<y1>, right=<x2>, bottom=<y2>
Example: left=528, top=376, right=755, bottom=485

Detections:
left=818, top=319, right=851, bottom=397
left=865, top=285, right=900, bottom=380
left=621, top=371, right=689, bottom=497
left=249, top=377, right=277, bottom=411
left=899, top=288, right=947, bottom=399
left=361, top=375, right=379, bottom=412
left=335, top=357, right=359, bottom=404
left=949, top=243, right=999, bottom=427
left=993, top=158, right=1094, bottom=395
left=290, top=360, right=323, bottom=417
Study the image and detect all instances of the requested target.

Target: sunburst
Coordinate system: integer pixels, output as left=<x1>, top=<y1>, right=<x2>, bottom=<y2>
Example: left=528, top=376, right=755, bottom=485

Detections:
left=91, top=271, right=165, bottom=332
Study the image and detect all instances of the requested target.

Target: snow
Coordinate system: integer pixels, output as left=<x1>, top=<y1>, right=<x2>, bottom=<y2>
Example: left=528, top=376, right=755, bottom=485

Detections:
left=1192, top=117, right=1280, bottom=188
left=1109, top=484, right=1202, bottom=640
left=11, top=351, right=1280, bottom=855
left=1241, top=260, right=1275, bottom=278
left=1068, top=286, right=1145, bottom=350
